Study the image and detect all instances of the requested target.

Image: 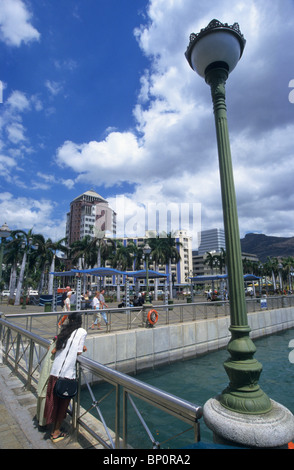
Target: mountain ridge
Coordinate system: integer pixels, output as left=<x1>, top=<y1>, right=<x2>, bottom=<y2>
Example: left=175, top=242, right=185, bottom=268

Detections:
left=240, top=233, right=294, bottom=262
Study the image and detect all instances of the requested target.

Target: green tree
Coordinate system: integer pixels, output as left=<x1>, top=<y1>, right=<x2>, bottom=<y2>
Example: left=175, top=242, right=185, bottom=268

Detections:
left=148, top=236, right=166, bottom=300
left=4, top=232, right=25, bottom=302
left=282, top=256, right=294, bottom=292
left=159, top=232, right=182, bottom=298
left=110, top=240, right=137, bottom=300
left=12, top=229, right=39, bottom=305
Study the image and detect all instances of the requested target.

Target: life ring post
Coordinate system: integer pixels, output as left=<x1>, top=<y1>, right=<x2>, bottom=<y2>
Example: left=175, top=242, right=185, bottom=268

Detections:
left=146, top=309, right=159, bottom=328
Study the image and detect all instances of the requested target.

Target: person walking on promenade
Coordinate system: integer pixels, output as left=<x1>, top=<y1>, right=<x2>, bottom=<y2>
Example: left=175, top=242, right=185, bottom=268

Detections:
left=83, top=290, right=91, bottom=309
left=61, top=286, right=71, bottom=310
left=58, top=291, right=72, bottom=328
left=90, top=291, right=102, bottom=330
left=43, top=312, right=87, bottom=443
left=99, top=289, right=109, bottom=325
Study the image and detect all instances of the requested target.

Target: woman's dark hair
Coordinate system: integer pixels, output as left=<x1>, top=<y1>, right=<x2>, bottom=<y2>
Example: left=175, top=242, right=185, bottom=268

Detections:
left=56, top=312, right=82, bottom=351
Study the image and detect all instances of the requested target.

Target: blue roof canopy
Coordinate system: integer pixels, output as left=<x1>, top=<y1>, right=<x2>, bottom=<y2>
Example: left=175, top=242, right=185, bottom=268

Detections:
left=190, top=274, right=261, bottom=282
left=50, top=268, right=168, bottom=279
left=126, top=270, right=168, bottom=279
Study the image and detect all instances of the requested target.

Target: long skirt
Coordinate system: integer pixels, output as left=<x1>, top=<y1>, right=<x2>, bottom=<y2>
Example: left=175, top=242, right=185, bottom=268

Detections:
left=44, top=375, right=71, bottom=425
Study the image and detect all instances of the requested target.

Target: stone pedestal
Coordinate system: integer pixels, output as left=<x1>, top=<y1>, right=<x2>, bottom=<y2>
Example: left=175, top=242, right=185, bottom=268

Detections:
left=204, top=396, right=294, bottom=449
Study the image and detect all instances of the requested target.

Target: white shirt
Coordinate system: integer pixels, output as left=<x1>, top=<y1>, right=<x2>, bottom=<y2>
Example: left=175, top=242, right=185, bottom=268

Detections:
left=64, top=297, right=71, bottom=311
left=92, top=297, right=100, bottom=309
left=51, top=328, right=87, bottom=379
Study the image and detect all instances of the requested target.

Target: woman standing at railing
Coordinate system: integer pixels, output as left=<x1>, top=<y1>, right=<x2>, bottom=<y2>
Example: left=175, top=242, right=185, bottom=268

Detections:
left=43, top=312, right=87, bottom=443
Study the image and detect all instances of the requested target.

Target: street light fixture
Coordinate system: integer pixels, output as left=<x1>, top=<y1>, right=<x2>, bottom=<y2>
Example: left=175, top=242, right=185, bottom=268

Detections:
left=185, top=19, right=294, bottom=448
left=143, top=243, right=152, bottom=304
left=186, top=19, right=271, bottom=416
left=0, top=222, right=11, bottom=285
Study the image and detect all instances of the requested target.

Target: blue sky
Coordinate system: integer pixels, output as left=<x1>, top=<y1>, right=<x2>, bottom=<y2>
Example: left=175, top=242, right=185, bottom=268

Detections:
left=0, top=0, right=294, bottom=247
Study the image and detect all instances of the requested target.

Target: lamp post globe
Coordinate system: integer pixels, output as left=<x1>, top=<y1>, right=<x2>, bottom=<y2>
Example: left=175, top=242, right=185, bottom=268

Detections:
left=185, top=19, right=246, bottom=78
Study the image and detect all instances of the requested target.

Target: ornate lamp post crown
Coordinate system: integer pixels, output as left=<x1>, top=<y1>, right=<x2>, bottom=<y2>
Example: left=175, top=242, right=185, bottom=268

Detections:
left=185, top=19, right=246, bottom=77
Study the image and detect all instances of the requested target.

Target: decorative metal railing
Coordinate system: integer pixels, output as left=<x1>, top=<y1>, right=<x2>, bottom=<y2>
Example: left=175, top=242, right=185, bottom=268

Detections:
left=2, top=296, right=294, bottom=338
left=0, top=315, right=203, bottom=449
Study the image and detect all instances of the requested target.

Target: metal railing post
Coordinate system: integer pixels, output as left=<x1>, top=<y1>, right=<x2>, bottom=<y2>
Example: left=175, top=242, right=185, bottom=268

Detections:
left=14, top=332, right=21, bottom=372
left=26, top=338, right=34, bottom=390
left=115, top=384, right=121, bottom=449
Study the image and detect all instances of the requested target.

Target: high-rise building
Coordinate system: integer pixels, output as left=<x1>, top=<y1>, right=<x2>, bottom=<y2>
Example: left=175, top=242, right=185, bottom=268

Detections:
left=197, top=228, right=226, bottom=255
left=65, top=190, right=116, bottom=246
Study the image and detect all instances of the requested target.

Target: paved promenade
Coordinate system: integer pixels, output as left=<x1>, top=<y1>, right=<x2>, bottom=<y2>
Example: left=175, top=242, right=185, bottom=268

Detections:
left=0, top=360, right=105, bottom=449
left=0, top=362, right=56, bottom=449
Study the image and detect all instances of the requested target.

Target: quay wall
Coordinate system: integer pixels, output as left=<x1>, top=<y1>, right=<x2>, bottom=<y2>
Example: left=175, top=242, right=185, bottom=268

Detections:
left=84, top=307, right=294, bottom=380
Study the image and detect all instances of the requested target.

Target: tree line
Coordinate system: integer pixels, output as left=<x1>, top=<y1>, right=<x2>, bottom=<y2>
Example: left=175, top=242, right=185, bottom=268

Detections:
left=204, top=248, right=294, bottom=292
left=1, top=229, right=182, bottom=304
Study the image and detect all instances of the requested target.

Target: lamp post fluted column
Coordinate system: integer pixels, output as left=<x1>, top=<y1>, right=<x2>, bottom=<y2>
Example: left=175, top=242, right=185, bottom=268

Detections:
left=205, top=65, right=271, bottom=414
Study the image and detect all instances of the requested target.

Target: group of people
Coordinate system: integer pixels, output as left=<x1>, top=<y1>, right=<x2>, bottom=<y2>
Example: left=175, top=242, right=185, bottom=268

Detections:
left=90, top=289, right=110, bottom=330
left=58, top=286, right=109, bottom=330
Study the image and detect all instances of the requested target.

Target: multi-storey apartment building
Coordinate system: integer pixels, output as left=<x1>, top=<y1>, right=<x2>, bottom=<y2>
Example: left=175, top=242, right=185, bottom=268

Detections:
left=65, top=191, right=192, bottom=289
left=65, top=190, right=116, bottom=246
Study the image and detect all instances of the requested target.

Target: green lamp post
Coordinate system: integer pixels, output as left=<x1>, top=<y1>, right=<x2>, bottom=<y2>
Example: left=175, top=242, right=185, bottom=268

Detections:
left=143, top=242, right=152, bottom=305
left=185, top=19, right=271, bottom=415
left=0, top=222, right=11, bottom=286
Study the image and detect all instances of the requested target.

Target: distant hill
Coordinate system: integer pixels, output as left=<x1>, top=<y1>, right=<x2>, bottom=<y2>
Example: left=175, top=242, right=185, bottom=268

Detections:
left=240, top=233, right=294, bottom=262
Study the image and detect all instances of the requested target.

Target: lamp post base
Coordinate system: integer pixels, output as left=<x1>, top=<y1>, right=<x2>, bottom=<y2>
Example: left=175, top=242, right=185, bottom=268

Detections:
left=204, top=396, right=294, bottom=448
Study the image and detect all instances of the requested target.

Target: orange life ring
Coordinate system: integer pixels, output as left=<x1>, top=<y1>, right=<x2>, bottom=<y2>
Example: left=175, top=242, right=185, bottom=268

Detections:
left=147, top=309, right=158, bottom=325
left=288, top=442, right=294, bottom=449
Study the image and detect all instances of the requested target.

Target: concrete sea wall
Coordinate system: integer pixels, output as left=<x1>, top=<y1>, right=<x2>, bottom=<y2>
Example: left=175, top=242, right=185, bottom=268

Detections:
left=84, top=307, right=294, bottom=378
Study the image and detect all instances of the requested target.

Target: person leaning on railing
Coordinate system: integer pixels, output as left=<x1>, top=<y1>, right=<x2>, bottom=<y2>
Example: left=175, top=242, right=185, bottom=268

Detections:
left=43, top=312, right=87, bottom=443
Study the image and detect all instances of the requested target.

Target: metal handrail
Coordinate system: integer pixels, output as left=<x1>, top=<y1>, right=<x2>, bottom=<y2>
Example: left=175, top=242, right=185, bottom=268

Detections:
left=2, top=295, right=294, bottom=340
left=0, top=315, right=203, bottom=449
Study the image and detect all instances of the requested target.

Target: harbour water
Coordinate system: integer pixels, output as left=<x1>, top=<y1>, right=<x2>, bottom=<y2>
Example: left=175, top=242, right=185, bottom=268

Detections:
left=81, top=327, right=294, bottom=448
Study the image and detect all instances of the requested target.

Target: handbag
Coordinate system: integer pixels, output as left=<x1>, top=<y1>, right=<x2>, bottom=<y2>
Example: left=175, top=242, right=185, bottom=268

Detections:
left=54, top=330, right=78, bottom=399
left=54, top=376, right=77, bottom=399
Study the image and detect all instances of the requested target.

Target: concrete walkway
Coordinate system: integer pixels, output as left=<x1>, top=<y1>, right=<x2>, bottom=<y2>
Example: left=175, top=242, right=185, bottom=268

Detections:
left=0, top=363, right=56, bottom=449
left=0, top=362, right=102, bottom=449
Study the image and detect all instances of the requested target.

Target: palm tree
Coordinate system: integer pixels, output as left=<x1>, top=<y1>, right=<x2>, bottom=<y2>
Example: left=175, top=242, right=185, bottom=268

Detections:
left=282, top=256, right=294, bottom=292
left=34, top=235, right=68, bottom=294
left=110, top=240, right=137, bottom=300
left=4, top=233, right=25, bottom=302
left=265, top=257, right=279, bottom=292
left=148, top=236, right=166, bottom=300
left=215, top=248, right=227, bottom=274
left=160, top=232, right=182, bottom=298
left=12, top=228, right=39, bottom=305
left=47, top=238, right=68, bottom=295
left=70, top=235, right=97, bottom=269
left=204, top=251, right=218, bottom=294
